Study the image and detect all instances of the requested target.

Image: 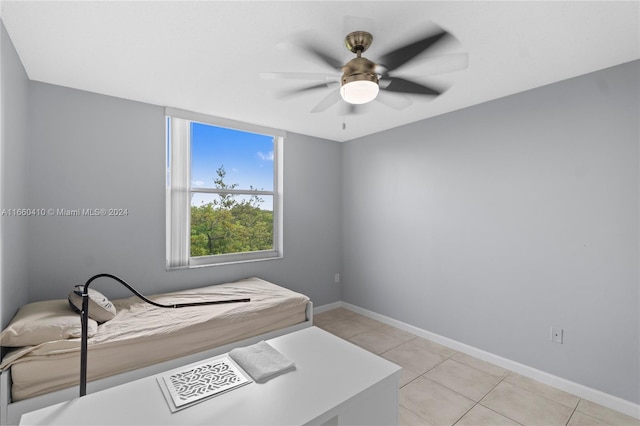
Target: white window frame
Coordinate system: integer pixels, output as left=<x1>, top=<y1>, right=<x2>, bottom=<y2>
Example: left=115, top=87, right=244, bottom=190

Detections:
left=165, top=107, right=284, bottom=269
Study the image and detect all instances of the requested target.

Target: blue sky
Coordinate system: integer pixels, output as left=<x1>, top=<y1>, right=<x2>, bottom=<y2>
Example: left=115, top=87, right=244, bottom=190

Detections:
left=190, top=122, right=274, bottom=209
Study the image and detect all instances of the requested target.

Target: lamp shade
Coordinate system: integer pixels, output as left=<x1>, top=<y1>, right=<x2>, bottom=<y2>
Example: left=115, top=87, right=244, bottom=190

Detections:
left=340, top=80, right=379, bottom=105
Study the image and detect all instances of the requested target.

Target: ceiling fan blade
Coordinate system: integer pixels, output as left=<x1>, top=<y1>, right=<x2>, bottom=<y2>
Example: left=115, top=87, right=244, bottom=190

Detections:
left=308, top=46, right=343, bottom=70
left=375, top=91, right=413, bottom=110
left=297, top=41, right=344, bottom=70
left=383, top=77, right=441, bottom=96
left=278, top=82, right=339, bottom=99
left=276, top=33, right=343, bottom=71
left=260, top=72, right=340, bottom=81
left=378, top=79, right=392, bottom=89
left=343, top=102, right=364, bottom=115
left=377, top=28, right=451, bottom=73
left=416, top=52, right=469, bottom=76
left=311, top=89, right=342, bottom=113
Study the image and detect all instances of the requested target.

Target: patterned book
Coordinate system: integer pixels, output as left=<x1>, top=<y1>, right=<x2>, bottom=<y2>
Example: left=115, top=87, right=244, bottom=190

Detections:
left=158, top=356, right=251, bottom=412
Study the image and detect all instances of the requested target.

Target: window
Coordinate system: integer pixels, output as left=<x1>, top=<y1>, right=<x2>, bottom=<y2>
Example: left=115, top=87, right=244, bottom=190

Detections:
left=166, top=108, right=284, bottom=268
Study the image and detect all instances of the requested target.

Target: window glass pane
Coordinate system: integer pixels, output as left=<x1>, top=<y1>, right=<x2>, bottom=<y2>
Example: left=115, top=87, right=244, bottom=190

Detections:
left=191, top=122, right=274, bottom=191
left=190, top=193, right=274, bottom=257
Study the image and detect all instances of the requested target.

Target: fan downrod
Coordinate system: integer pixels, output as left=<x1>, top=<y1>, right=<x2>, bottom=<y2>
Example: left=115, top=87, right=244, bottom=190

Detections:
left=344, top=31, right=373, bottom=54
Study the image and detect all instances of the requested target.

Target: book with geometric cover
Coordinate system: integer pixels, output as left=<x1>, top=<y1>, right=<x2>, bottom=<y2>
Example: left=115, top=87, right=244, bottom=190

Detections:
left=157, top=356, right=251, bottom=412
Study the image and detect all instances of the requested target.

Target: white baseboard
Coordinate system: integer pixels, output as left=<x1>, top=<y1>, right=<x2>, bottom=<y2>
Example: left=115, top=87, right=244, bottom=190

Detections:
left=326, top=301, right=640, bottom=420
left=313, top=301, right=342, bottom=315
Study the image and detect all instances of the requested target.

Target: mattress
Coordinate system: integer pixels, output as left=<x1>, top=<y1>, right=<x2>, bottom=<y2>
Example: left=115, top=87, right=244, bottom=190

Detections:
left=0, top=277, right=309, bottom=401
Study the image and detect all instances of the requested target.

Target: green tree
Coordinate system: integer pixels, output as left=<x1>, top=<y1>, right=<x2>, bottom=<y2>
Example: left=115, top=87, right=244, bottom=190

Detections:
left=190, top=165, right=273, bottom=256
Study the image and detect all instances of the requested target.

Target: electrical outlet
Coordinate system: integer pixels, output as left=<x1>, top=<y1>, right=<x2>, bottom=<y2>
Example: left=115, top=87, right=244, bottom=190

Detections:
left=334, top=273, right=341, bottom=284
left=550, top=327, right=563, bottom=344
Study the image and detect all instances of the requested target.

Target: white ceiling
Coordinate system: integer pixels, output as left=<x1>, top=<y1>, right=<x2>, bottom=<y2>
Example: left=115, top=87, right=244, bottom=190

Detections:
left=1, top=1, right=638, bottom=142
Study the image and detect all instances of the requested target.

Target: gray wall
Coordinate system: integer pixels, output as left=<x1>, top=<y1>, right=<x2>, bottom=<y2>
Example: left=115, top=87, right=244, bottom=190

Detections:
left=0, top=21, right=30, bottom=328
left=342, top=61, right=639, bottom=404
left=26, top=82, right=342, bottom=306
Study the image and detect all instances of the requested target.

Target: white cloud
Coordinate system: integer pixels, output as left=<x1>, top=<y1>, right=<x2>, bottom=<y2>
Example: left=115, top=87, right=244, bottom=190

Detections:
left=258, top=151, right=274, bottom=161
left=192, top=180, right=205, bottom=186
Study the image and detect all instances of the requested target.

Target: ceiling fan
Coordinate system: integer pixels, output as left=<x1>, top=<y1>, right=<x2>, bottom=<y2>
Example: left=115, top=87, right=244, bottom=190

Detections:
left=261, top=24, right=467, bottom=113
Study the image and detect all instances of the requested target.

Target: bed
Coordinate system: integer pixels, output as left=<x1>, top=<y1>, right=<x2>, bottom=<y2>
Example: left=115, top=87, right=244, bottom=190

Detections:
left=0, top=277, right=312, bottom=425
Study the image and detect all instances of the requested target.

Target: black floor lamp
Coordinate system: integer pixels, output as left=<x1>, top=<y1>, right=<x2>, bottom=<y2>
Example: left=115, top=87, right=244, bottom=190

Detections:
left=79, top=273, right=250, bottom=397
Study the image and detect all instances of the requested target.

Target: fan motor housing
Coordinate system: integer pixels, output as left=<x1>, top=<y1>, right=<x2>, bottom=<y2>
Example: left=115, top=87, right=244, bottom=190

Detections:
left=341, top=57, right=379, bottom=86
left=344, top=31, right=374, bottom=54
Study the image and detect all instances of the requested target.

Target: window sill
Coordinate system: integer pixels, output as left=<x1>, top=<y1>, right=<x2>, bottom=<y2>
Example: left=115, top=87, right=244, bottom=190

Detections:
left=166, top=251, right=283, bottom=270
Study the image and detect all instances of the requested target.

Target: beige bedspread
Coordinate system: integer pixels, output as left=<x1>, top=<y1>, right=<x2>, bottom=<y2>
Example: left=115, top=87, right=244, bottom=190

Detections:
left=1, top=277, right=309, bottom=401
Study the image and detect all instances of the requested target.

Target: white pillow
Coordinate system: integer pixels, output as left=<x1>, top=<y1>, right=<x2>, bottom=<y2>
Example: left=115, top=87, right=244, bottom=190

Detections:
left=0, top=300, right=98, bottom=347
left=68, top=286, right=117, bottom=323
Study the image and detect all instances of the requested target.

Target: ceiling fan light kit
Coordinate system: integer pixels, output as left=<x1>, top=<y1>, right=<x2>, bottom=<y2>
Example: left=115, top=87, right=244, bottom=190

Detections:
left=340, top=79, right=379, bottom=104
left=340, top=31, right=379, bottom=104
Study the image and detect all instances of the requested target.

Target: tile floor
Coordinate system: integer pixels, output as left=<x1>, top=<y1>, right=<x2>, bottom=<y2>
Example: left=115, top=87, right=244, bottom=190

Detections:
left=314, top=307, right=639, bottom=426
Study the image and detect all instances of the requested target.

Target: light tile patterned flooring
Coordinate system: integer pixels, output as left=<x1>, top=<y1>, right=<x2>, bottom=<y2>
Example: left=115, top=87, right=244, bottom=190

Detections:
left=314, top=308, right=639, bottom=426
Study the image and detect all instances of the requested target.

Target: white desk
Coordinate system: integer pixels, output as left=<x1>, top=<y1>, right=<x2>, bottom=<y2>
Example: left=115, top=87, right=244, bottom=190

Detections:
left=20, top=327, right=401, bottom=426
